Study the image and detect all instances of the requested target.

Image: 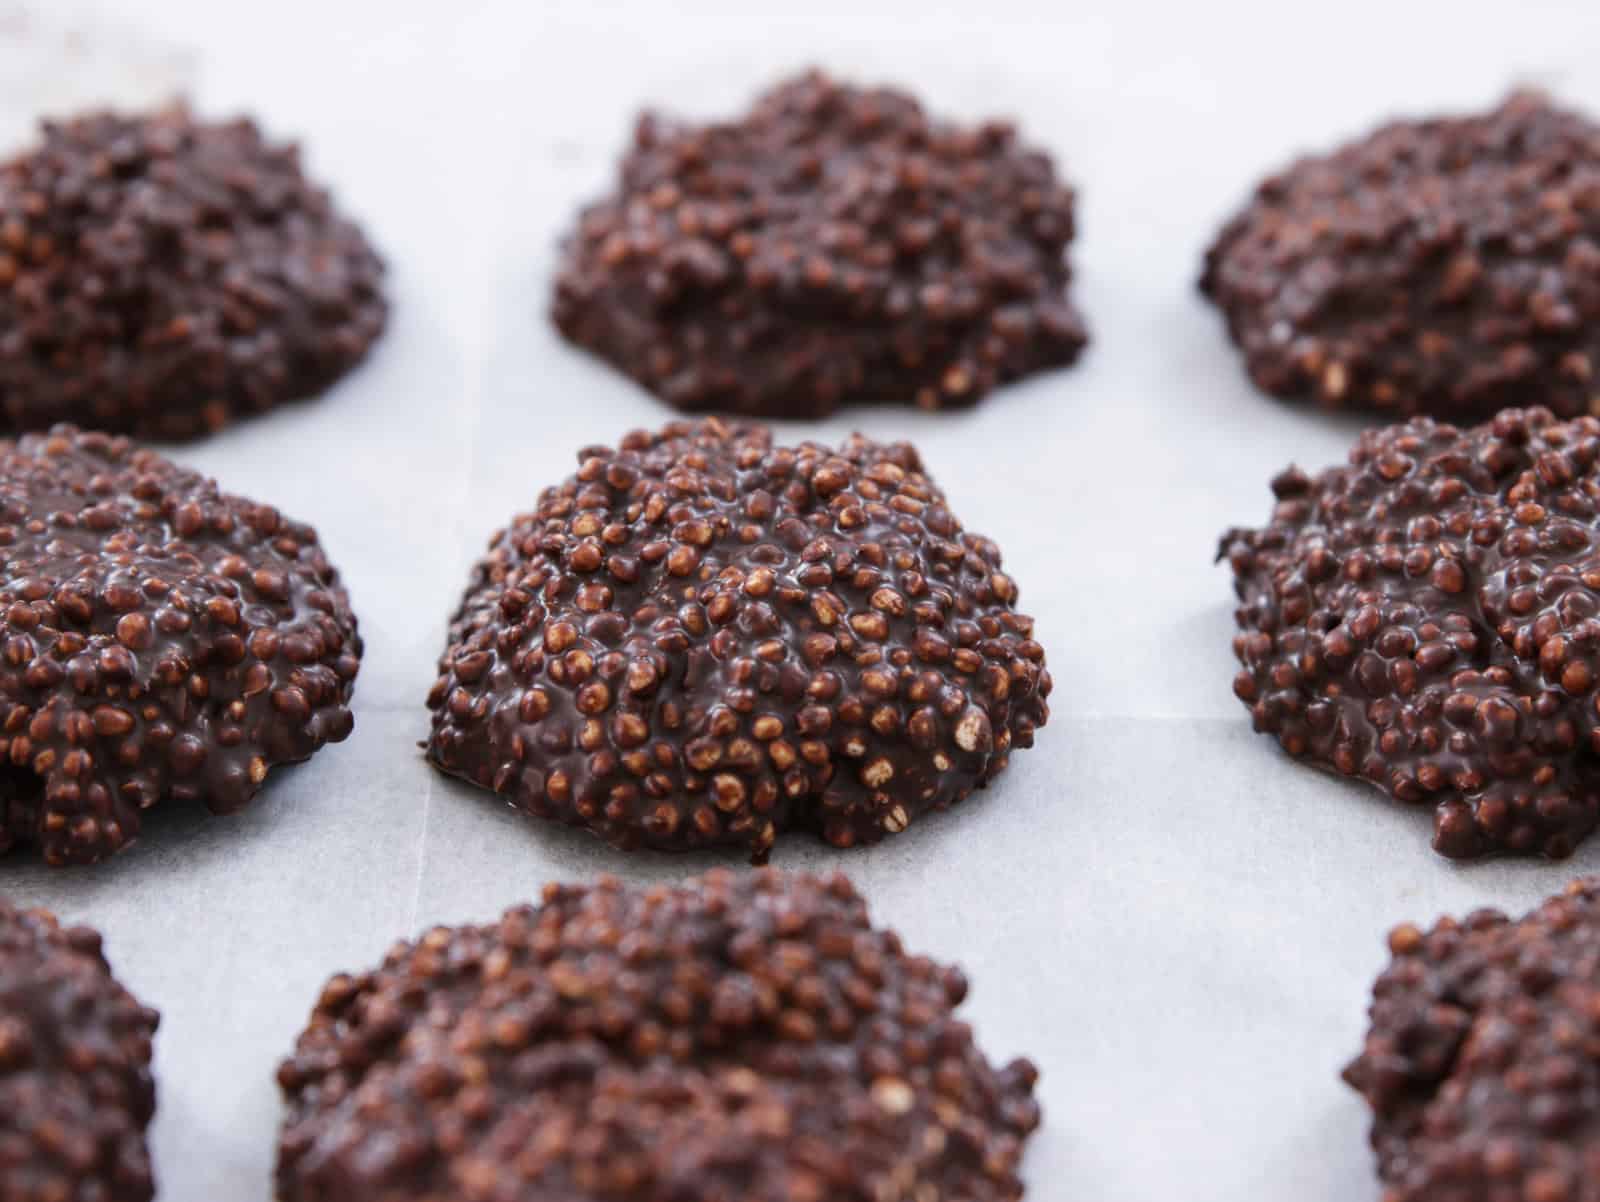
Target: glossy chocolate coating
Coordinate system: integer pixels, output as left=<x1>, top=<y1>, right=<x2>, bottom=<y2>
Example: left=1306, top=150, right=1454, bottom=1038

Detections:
left=0, top=425, right=361, bottom=865
left=427, top=418, right=1048, bottom=859
left=1223, top=407, right=1600, bottom=858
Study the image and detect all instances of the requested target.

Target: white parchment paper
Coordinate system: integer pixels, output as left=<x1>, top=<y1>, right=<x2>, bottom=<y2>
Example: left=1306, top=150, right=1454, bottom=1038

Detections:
left=8, top=1, right=1600, bottom=1197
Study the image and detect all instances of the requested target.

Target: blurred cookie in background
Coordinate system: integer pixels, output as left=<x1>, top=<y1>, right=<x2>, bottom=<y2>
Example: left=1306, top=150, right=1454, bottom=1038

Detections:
left=0, top=103, right=387, bottom=439
left=1203, top=91, right=1600, bottom=421
left=554, top=69, right=1087, bottom=417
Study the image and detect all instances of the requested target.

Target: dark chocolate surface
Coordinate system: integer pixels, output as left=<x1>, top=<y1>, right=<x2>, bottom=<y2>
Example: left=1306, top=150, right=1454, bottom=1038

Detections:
left=1202, top=92, right=1600, bottom=421
left=427, top=418, right=1049, bottom=859
left=0, top=106, right=386, bottom=440
left=276, top=870, right=1040, bottom=1202
left=0, top=899, right=158, bottom=1202
left=1346, top=879, right=1600, bottom=1202
left=0, top=425, right=361, bottom=865
left=1223, top=407, right=1600, bottom=859
left=553, top=70, right=1086, bottom=417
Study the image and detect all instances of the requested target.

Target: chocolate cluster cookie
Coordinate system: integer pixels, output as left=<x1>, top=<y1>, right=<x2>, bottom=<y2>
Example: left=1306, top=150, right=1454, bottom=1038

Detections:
left=0, top=425, right=361, bottom=866
left=0, top=105, right=386, bottom=440
left=1346, top=879, right=1600, bottom=1201
left=1222, top=406, right=1600, bottom=859
left=426, top=418, right=1049, bottom=860
left=553, top=70, right=1086, bottom=417
left=277, top=870, right=1040, bottom=1202
left=0, top=899, right=159, bottom=1202
left=1202, top=91, right=1600, bottom=420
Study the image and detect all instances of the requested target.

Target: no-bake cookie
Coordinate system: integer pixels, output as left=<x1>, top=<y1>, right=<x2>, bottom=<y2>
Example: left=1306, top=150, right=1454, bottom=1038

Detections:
left=0, top=899, right=158, bottom=1202
left=0, top=425, right=361, bottom=865
left=553, top=70, right=1086, bottom=417
left=0, top=105, right=386, bottom=439
left=276, top=870, right=1040, bottom=1201
left=426, top=418, right=1049, bottom=859
left=1346, top=878, right=1600, bottom=1202
left=1222, top=406, right=1600, bottom=859
left=1202, top=91, right=1600, bottom=420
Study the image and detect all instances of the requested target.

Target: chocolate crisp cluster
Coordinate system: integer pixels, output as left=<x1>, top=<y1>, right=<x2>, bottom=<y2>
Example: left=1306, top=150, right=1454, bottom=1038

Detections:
left=427, top=418, right=1049, bottom=860
left=0, top=106, right=386, bottom=439
left=1223, top=407, right=1600, bottom=860
left=276, top=870, right=1040, bottom=1202
left=554, top=70, right=1087, bottom=417
left=0, top=900, right=158, bottom=1202
left=0, top=425, right=361, bottom=865
left=1204, top=91, right=1600, bottom=421
left=1347, top=879, right=1600, bottom=1202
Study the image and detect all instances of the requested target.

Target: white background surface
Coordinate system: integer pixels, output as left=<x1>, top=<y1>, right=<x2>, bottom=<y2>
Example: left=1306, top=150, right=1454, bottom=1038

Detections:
left=7, top=1, right=1600, bottom=1198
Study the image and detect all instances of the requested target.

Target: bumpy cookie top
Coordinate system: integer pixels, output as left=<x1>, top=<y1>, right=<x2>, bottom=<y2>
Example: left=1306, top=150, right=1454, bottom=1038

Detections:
left=276, top=870, right=1041, bottom=1202
left=553, top=69, right=1086, bottom=417
left=0, top=425, right=361, bottom=865
left=0, top=899, right=159, bottom=1202
left=1202, top=92, right=1600, bottom=420
left=1345, top=879, right=1600, bottom=1202
left=0, top=105, right=386, bottom=439
left=1223, top=407, right=1600, bottom=859
left=427, top=418, right=1049, bottom=859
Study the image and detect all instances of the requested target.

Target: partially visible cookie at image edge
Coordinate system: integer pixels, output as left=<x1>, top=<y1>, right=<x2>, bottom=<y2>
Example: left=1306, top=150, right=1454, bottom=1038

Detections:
left=427, top=417, right=1049, bottom=860
left=1346, top=879, right=1600, bottom=1202
left=0, top=898, right=159, bottom=1202
left=1202, top=91, right=1600, bottom=421
left=0, top=424, right=362, bottom=866
left=553, top=69, right=1086, bottom=418
left=1223, top=406, right=1600, bottom=860
left=0, top=104, right=387, bottom=440
left=276, top=869, right=1040, bottom=1201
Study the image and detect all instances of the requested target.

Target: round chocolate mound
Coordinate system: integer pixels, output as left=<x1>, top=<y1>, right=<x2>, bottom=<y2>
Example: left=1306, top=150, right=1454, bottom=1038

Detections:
left=1202, top=91, right=1600, bottom=421
left=426, top=418, right=1049, bottom=860
left=0, top=105, right=386, bottom=440
left=0, top=899, right=159, bottom=1202
left=552, top=69, right=1086, bottom=418
left=1345, top=879, right=1600, bottom=1202
left=1220, top=406, right=1600, bottom=860
left=276, top=870, right=1040, bottom=1202
left=0, top=425, right=361, bottom=866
